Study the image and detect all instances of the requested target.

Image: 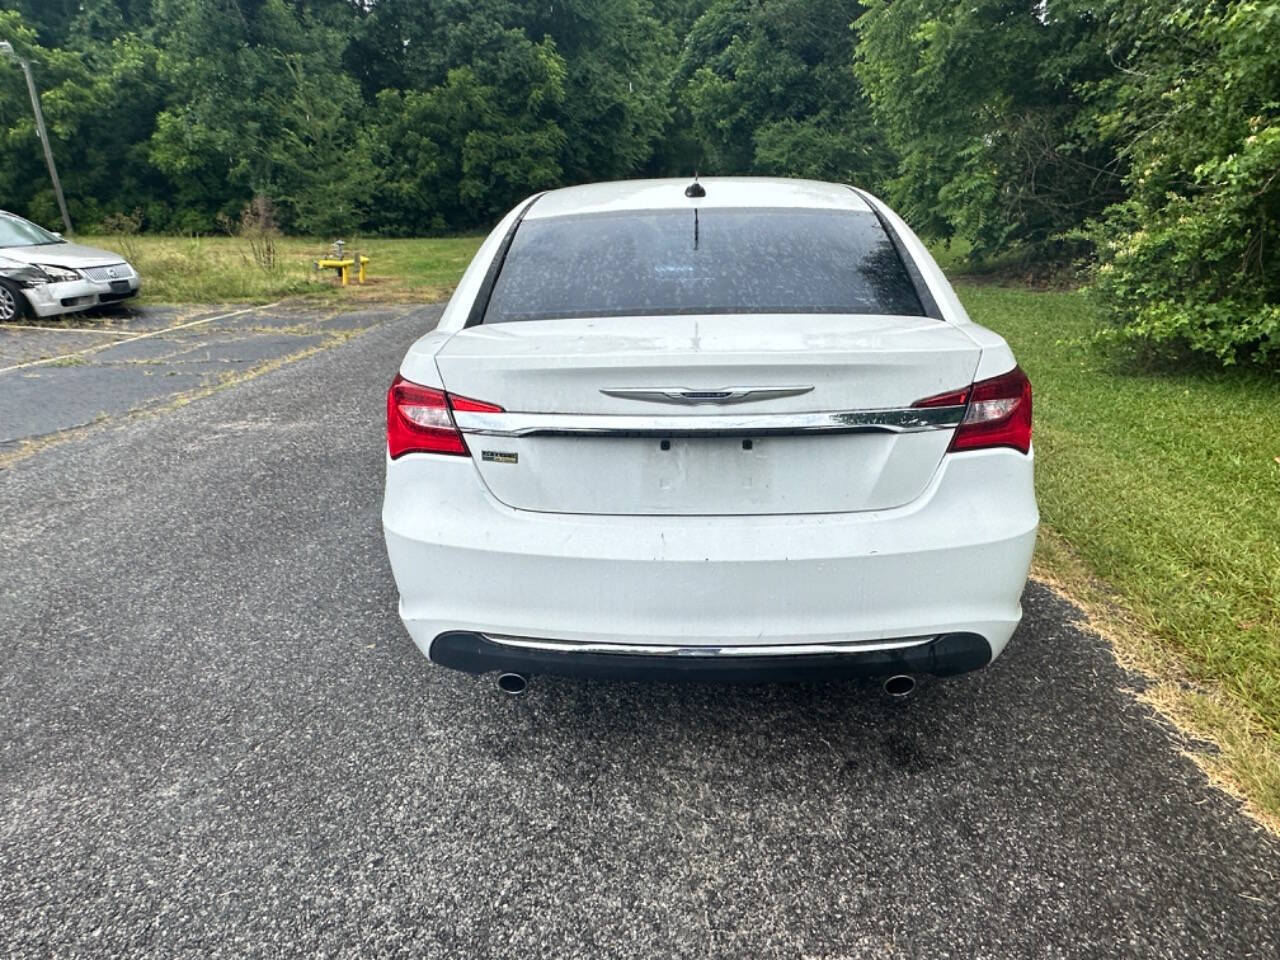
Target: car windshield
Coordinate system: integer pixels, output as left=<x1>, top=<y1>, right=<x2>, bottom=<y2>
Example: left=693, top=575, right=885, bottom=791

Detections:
left=0, top=212, right=63, bottom=248
left=483, top=208, right=925, bottom=323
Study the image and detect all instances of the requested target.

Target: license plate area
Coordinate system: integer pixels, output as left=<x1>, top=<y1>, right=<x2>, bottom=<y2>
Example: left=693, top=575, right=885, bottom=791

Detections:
left=466, top=431, right=944, bottom=515
left=645, top=436, right=767, bottom=495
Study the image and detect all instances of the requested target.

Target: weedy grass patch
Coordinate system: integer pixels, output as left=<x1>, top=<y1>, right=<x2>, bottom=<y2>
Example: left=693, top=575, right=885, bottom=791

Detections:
left=75, top=235, right=486, bottom=306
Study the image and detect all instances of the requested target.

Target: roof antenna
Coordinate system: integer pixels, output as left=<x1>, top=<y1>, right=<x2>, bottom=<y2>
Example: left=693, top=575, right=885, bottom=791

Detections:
left=684, top=174, right=705, bottom=199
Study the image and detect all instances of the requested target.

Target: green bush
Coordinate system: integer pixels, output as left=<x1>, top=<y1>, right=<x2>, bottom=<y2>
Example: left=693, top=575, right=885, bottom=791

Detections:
left=1089, top=1, right=1280, bottom=365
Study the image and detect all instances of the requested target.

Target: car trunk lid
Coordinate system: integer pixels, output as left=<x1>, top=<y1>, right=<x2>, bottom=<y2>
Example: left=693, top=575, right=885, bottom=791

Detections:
left=433, top=314, right=979, bottom=516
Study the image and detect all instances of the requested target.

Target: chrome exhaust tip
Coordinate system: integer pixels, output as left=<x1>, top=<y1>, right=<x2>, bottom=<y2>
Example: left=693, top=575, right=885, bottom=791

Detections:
left=495, top=672, right=528, bottom=695
left=883, top=674, right=916, bottom=699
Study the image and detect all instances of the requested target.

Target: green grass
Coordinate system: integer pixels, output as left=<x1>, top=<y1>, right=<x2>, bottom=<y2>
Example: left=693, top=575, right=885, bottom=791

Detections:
left=955, top=283, right=1280, bottom=818
left=74, top=234, right=485, bottom=305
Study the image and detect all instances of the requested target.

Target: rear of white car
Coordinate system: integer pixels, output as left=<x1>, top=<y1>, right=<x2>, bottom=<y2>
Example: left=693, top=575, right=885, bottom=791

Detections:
left=383, top=178, right=1037, bottom=685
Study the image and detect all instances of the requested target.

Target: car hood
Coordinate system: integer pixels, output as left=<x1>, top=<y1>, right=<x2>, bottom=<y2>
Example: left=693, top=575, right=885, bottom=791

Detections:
left=0, top=242, right=128, bottom=268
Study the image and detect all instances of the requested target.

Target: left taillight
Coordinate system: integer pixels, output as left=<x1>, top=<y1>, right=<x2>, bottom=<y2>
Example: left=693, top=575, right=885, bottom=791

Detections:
left=386, top=374, right=503, bottom=459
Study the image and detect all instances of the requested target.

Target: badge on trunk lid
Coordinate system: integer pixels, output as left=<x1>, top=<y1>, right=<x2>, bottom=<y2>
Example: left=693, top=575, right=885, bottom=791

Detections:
left=600, top=386, right=814, bottom=405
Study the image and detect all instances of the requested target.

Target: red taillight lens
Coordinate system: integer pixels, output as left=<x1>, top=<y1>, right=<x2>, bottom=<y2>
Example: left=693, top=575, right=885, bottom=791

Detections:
left=911, top=385, right=970, bottom=408
left=386, top=374, right=502, bottom=459
left=950, top=365, right=1032, bottom=454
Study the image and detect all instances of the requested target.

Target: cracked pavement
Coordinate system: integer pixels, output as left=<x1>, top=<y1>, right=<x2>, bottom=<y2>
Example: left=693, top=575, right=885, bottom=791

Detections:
left=1, top=306, right=1278, bottom=958
left=0, top=303, right=422, bottom=445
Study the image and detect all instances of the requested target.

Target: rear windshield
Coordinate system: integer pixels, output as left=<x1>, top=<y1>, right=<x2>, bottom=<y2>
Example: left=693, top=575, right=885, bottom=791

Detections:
left=483, top=208, right=925, bottom=323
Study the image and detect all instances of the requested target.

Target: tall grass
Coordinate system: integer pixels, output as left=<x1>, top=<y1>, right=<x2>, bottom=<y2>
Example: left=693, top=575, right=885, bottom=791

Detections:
left=73, top=234, right=485, bottom=305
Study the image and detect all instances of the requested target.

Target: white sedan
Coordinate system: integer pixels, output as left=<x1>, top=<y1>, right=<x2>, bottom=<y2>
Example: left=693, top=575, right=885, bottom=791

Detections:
left=383, top=178, right=1037, bottom=695
left=0, top=210, right=140, bottom=321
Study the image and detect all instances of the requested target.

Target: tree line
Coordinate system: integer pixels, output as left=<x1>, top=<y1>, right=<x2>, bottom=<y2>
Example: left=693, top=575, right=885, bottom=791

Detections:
left=0, top=1, right=1276, bottom=364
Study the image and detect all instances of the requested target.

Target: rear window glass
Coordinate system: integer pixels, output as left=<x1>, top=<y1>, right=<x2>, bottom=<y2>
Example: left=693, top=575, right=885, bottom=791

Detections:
left=483, top=208, right=925, bottom=323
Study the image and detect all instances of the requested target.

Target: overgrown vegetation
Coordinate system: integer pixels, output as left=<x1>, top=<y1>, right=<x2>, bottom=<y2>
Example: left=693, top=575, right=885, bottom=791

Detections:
left=219, top=195, right=283, bottom=274
left=76, top=234, right=483, bottom=303
left=855, top=0, right=1124, bottom=261
left=1086, top=2, right=1280, bottom=365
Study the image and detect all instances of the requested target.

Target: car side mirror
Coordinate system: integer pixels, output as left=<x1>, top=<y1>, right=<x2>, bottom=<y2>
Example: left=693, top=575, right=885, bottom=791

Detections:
left=52, top=232, right=63, bottom=240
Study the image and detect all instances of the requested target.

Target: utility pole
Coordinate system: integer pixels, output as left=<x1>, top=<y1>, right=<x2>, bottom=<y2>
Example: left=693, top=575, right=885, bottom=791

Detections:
left=0, top=41, right=73, bottom=234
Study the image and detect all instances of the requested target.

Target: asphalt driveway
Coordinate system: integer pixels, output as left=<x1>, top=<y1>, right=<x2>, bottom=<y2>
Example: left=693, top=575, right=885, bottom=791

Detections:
left=1, top=307, right=1277, bottom=958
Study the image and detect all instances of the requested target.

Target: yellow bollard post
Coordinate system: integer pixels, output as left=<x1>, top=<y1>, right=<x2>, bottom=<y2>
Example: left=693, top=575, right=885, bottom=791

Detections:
left=314, top=257, right=355, bottom=286
left=314, top=254, right=364, bottom=286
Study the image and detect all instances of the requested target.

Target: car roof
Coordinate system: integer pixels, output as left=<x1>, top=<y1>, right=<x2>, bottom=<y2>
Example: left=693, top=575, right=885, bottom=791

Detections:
left=524, top=177, right=873, bottom=221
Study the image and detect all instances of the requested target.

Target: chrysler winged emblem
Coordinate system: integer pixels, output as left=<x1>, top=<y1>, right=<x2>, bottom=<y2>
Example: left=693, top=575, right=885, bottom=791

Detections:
left=600, top=386, right=814, bottom=406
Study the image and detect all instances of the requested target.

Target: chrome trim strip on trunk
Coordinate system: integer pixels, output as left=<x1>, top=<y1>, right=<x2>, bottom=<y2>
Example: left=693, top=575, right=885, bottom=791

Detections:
left=481, top=633, right=938, bottom=658
left=453, top=405, right=965, bottom=439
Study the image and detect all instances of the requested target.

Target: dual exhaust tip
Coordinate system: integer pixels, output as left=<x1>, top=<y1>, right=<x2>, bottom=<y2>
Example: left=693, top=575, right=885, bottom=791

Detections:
left=494, top=671, right=917, bottom=699
left=495, top=672, right=528, bottom=695
left=882, top=674, right=916, bottom=698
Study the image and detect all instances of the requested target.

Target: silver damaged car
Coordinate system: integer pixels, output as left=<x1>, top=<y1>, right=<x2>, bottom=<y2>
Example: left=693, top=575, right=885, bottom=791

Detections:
left=0, top=210, right=141, bottom=321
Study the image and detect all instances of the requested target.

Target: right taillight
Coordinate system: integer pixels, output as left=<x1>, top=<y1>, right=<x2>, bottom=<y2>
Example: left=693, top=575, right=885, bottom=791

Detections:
left=386, top=374, right=503, bottom=459
left=949, top=365, right=1032, bottom=454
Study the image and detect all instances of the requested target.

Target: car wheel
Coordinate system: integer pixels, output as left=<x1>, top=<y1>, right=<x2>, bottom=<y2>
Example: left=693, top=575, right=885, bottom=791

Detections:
left=0, top=279, right=27, bottom=322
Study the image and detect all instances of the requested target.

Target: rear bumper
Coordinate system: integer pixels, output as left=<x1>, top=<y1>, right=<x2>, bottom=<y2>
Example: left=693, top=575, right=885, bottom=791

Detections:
left=430, top=631, right=991, bottom=682
left=383, top=447, right=1038, bottom=675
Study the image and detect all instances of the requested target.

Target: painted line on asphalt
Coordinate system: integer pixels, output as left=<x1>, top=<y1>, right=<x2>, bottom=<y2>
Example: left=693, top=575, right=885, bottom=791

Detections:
left=0, top=302, right=285, bottom=375
left=0, top=324, right=136, bottom=336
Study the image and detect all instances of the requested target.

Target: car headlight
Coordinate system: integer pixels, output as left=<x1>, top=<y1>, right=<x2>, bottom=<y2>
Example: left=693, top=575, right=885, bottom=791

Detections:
left=33, top=264, right=81, bottom=282
left=0, top=258, right=52, bottom=286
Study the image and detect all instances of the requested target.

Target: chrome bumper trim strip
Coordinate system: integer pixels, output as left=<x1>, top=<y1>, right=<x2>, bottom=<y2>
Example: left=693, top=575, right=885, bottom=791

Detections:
left=480, top=633, right=938, bottom=658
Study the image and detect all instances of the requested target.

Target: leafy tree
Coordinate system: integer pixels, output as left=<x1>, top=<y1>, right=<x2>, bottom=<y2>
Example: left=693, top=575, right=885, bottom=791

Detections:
left=0, top=1, right=84, bottom=46
left=351, top=0, right=675, bottom=223
left=0, top=11, right=55, bottom=220
left=148, top=0, right=371, bottom=232
left=855, top=0, right=1123, bottom=259
left=1088, top=0, right=1280, bottom=364
left=524, top=0, right=675, bottom=184
left=0, top=0, right=156, bottom=46
left=0, top=9, right=171, bottom=229
left=364, top=47, right=569, bottom=232
left=677, top=0, right=893, bottom=188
